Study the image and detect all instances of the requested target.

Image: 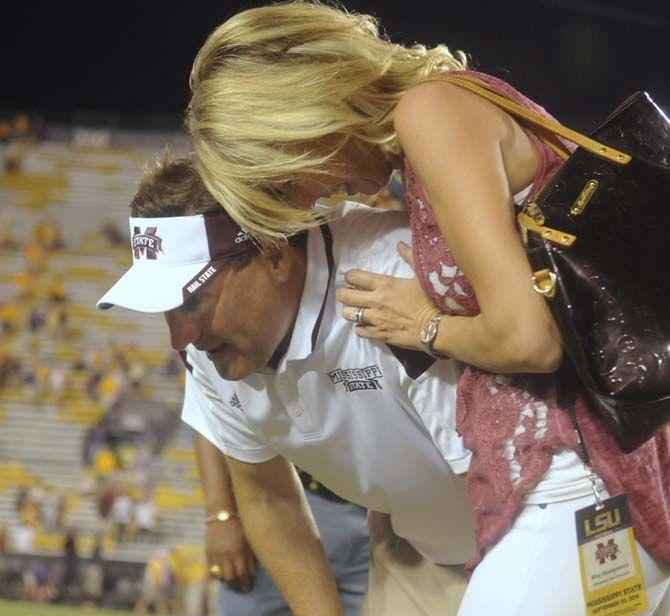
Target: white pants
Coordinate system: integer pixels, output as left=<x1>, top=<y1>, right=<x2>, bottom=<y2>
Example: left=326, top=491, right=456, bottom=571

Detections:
left=457, top=492, right=670, bottom=616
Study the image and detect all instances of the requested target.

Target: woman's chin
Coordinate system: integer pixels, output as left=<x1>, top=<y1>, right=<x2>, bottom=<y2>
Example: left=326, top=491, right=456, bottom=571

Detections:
left=358, top=178, right=383, bottom=194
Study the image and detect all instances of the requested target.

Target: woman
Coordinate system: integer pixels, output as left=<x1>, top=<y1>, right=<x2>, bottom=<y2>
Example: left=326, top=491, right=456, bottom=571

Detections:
left=187, top=2, right=670, bottom=613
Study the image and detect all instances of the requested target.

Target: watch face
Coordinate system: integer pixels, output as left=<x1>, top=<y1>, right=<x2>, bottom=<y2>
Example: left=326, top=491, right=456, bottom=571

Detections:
left=421, top=321, right=437, bottom=344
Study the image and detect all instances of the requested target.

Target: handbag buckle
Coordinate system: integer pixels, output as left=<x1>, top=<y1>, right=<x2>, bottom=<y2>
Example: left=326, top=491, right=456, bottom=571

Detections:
left=517, top=212, right=577, bottom=247
left=532, top=269, right=557, bottom=299
left=524, top=200, right=546, bottom=225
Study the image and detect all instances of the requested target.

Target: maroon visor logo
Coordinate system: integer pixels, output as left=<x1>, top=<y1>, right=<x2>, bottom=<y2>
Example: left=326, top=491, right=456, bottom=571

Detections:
left=132, top=226, right=164, bottom=260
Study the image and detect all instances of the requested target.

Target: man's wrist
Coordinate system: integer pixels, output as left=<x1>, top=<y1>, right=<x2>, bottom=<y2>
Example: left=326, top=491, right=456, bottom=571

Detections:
left=205, top=509, right=239, bottom=524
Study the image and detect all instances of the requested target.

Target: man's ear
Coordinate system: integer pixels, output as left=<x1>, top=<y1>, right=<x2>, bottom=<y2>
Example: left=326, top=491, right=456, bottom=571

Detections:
left=264, top=244, right=294, bottom=284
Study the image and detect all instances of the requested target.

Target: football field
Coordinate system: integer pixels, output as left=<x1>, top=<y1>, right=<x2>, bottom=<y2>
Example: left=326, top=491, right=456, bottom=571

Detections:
left=0, top=600, right=134, bottom=616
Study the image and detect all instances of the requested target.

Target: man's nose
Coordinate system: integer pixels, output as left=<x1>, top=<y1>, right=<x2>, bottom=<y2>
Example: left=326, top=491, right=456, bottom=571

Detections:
left=164, top=309, right=200, bottom=351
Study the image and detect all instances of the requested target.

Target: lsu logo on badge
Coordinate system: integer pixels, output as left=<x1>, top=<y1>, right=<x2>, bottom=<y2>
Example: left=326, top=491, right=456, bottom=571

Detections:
left=584, top=508, right=622, bottom=538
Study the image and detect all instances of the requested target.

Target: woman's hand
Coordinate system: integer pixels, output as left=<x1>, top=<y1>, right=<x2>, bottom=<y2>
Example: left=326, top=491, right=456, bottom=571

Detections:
left=336, top=241, right=440, bottom=350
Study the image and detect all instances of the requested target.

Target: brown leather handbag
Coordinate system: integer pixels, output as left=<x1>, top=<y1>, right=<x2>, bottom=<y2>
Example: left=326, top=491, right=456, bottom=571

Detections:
left=440, top=75, right=670, bottom=452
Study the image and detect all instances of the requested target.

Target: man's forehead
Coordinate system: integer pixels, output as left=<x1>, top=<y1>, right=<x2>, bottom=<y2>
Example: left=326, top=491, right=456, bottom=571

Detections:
left=184, top=250, right=264, bottom=303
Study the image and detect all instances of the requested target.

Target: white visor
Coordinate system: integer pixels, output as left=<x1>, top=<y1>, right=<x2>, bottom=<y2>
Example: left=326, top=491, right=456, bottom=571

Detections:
left=97, top=214, right=256, bottom=313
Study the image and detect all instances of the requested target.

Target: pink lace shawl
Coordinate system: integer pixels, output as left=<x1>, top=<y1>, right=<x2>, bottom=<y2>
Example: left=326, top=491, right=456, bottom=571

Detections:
left=403, top=70, right=670, bottom=569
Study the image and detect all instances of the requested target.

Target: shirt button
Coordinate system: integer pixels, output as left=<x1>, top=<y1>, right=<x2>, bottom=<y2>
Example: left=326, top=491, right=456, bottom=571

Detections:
left=291, top=405, right=304, bottom=417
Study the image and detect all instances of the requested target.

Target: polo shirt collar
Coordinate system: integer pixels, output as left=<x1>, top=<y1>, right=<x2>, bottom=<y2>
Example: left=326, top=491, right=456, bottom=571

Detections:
left=278, top=225, right=334, bottom=368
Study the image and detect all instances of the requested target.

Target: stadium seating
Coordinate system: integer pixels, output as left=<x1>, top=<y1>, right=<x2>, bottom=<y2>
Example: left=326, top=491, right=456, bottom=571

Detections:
left=0, top=133, right=207, bottom=566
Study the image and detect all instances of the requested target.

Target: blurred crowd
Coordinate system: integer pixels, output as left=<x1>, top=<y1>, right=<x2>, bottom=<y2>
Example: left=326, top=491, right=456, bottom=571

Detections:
left=0, top=529, right=107, bottom=607
left=0, top=120, right=200, bottom=609
left=0, top=534, right=217, bottom=614
left=133, top=547, right=219, bottom=616
left=0, top=113, right=45, bottom=175
left=0, top=213, right=71, bottom=402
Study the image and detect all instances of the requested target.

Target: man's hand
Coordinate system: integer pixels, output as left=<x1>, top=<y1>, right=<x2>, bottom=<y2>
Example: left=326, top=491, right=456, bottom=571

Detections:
left=206, top=516, right=256, bottom=592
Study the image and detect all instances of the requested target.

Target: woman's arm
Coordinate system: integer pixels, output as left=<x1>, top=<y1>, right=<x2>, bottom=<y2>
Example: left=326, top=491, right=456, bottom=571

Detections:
left=340, top=81, right=562, bottom=374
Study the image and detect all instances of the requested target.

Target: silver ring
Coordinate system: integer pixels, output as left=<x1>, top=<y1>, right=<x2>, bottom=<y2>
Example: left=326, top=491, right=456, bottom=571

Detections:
left=352, top=306, right=365, bottom=326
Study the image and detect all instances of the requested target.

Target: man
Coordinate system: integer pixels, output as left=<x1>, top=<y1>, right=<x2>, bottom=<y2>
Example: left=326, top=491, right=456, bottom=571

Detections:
left=98, top=156, right=474, bottom=616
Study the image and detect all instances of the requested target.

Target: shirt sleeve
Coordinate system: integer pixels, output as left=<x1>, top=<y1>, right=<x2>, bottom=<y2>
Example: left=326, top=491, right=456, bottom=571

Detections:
left=180, top=354, right=278, bottom=464
left=404, top=359, right=472, bottom=475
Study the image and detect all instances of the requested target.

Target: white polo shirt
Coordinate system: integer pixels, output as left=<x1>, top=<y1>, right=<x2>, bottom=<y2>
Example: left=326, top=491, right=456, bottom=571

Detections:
left=182, top=204, right=474, bottom=565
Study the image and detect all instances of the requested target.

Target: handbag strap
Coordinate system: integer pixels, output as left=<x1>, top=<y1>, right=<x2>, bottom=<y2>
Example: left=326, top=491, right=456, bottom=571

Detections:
left=423, top=75, right=632, bottom=165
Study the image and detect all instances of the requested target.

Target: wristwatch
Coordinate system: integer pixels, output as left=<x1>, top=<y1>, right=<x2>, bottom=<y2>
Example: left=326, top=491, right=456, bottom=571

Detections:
left=420, top=313, right=445, bottom=359
left=205, top=509, right=238, bottom=524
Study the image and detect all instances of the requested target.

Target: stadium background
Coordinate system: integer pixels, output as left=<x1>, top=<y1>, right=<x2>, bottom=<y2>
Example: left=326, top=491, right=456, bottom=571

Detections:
left=1, top=1, right=669, bottom=614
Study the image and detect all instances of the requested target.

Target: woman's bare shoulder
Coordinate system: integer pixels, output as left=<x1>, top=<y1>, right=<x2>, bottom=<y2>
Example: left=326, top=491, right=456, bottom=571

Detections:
left=395, top=79, right=512, bottom=141
left=394, top=81, right=512, bottom=166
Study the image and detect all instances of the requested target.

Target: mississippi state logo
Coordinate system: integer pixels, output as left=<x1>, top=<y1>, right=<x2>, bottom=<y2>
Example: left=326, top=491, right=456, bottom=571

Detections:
left=328, top=365, right=383, bottom=393
left=595, top=538, right=619, bottom=565
left=132, top=226, right=163, bottom=260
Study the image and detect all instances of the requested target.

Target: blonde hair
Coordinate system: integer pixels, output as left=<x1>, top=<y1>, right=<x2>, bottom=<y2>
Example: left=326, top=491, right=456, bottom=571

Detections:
left=188, top=0, right=468, bottom=239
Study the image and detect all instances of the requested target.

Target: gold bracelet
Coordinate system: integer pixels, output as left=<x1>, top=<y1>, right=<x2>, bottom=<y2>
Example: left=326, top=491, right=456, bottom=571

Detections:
left=205, top=509, right=238, bottom=524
